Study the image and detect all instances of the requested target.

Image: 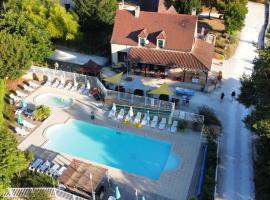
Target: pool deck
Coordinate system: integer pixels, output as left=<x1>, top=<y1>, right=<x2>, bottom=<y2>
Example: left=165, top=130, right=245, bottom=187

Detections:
left=17, top=86, right=202, bottom=200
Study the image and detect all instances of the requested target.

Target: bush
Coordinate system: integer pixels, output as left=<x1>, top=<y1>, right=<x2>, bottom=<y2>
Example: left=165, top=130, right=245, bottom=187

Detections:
left=33, top=105, right=51, bottom=121
left=11, top=170, right=56, bottom=188
left=26, top=190, right=52, bottom=200
left=198, top=106, right=221, bottom=127
left=124, top=77, right=133, bottom=82
left=177, top=120, right=188, bottom=131
left=0, top=80, right=5, bottom=126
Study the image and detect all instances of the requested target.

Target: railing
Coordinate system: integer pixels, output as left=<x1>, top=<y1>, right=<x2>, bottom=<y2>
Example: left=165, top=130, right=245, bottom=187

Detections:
left=2, top=187, right=88, bottom=200
left=174, top=110, right=204, bottom=123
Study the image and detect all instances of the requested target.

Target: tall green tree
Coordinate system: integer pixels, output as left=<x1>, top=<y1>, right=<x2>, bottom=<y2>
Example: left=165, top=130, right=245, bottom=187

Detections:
left=171, top=0, right=201, bottom=14
left=0, top=31, right=31, bottom=79
left=0, top=128, right=31, bottom=194
left=224, top=0, right=247, bottom=33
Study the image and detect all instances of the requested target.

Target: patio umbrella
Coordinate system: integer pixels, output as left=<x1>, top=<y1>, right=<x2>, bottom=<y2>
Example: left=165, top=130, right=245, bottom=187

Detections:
left=103, top=72, right=123, bottom=84
left=112, top=103, right=116, bottom=112
left=148, top=83, right=173, bottom=96
left=128, top=106, right=134, bottom=118
left=146, top=110, right=150, bottom=126
left=17, top=113, right=22, bottom=125
left=21, top=98, right=27, bottom=111
left=86, top=80, right=91, bottom=90
left=115, top=186, right=121, bottom=199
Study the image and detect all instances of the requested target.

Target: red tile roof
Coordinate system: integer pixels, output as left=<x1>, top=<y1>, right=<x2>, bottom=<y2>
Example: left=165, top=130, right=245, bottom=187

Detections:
left=128, top=40, right=213, bottom=71
left=156, top=30, right=166, bottom=39
left=111, top=10, right=197, bottom=52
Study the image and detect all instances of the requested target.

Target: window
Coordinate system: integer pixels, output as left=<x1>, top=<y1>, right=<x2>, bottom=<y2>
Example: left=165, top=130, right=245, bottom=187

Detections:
left=157, top=39, right=164, bottom=48
left=139, top=37, right=145, bottom=47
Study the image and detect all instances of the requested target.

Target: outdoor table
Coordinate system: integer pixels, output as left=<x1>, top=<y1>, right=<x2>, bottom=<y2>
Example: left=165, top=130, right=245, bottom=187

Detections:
left=175, top=87, right=195, bottom=96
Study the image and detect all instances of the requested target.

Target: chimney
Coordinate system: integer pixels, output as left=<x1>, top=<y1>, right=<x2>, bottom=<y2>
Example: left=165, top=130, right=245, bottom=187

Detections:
left=135, top=6, right=140, bottom=18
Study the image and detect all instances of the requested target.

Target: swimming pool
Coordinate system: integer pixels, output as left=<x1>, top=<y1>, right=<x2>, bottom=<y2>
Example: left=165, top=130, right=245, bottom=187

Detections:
left=35, top=93, right=73, bottom=108
left=45, top=119, right=179, bottom=180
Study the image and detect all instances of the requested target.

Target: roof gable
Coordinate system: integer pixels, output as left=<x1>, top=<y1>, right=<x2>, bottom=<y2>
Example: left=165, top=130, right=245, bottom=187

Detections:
left=111, top=10, right=197, bottom=52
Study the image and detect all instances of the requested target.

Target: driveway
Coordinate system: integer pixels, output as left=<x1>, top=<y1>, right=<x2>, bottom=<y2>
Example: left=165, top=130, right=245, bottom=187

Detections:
left=188, top=2, right=265, bottom=200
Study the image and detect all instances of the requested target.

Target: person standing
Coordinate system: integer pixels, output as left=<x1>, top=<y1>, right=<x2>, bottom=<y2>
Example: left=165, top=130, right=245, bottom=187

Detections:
left=220, top=92, right=225, bottom=102
left=231, top=90, right=236, bottom=102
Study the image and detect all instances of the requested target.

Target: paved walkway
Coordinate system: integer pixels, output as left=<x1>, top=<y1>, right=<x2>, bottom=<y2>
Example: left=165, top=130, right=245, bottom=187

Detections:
left=17, top=86, right=202, bottom=200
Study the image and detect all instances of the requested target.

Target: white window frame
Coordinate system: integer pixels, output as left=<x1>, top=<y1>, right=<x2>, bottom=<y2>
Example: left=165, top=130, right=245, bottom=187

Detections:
left=138, top=37, right=146, bottom=47
left=157, top=39, right=165, bottom=49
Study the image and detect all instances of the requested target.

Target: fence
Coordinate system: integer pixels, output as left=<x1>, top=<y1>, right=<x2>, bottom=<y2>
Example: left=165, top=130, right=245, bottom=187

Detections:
left=174, top=110, right=204, bottom=123
left=2, top=187, right=88, bottom=200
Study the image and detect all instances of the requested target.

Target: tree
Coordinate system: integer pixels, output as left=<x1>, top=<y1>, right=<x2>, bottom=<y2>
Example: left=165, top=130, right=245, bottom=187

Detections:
left=224, top=1, right=247, bottom=33
left=0, top=10, right=52, bottom=63
left=97, top=0, right=118, bottom=25
left=26, top=190, right=52, bottom=200
left=171, top=0, right=201, bottom=14
left=0, top=128, right=31, bottom=194
left=0, top=31, right=31, bottom=80
left=202, top=0, right=217, bottom=18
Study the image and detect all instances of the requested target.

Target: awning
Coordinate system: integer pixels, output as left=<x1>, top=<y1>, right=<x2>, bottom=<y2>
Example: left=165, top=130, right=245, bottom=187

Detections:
left=149, top=83, right=173, bottom=95
left=103, top=72, right=123, bottom=84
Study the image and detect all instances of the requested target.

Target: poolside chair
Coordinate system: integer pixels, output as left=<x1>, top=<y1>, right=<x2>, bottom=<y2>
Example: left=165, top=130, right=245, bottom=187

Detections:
left=22, top=120, right=36, bottom=129
left=57, top=80, right=65, bottom=89
left=108, top=108, right=116, bottom=118
left=54, top=166, right=67, bottom=177
left=134, top=112, right=142, bottom=124
left=28, top=81, right=39, bottom=88
left=29, top=158, right=43, bottom=170
left=78, top=84, right=86, bottom=93
left=117, top=108, right=125, bottom=120
left=47, top=163, right=60, bottom=175
left=170, top=120, right=178, bottom=133
left=16, top=90, right=27, bottom=98
left=151, top=116, right=158, bottom=128
left=9, top=93, right=21, bottom=102
left=23, top=84, right=34, bottom=92
left=37, top=160, right=51, bottom=173
left=82, top=88, right=90, bottom=95
left=70, top=83, right=78, bottom=92
left=141, top=114, right=147, bottom=126
left=159, top=118, right=167, bottom=130
left=44, top=79, right=52, bottom=86
left=52, top=80, right=60, bottom=88
left=64, top=82, right=72, bottom=90
left=15, top=127, right=29, bottom=136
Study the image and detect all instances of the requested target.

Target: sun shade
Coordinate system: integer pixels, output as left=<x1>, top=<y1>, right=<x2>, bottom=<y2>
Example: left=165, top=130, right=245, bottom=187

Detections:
left=148, top=83, right=173, bottom=95
left=103, top=72, right=123, bottom=84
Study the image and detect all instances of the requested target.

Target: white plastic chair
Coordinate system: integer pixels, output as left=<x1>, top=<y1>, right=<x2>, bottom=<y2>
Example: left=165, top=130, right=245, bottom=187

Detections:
left=159, top=118, right=167, bottom=130
left=151, top=116, right=158, bottom=128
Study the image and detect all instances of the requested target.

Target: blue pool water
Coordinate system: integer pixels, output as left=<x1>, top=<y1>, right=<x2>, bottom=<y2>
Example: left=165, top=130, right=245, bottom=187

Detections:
left=45, top=119, right=179, bottom=180
left=35, top=93, right=73, bottom=108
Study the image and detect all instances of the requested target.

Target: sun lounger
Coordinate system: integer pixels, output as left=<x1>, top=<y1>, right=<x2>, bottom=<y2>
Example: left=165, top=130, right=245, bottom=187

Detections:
left=159, top=118, right=167, bottom=130
left=117, top=108, right=125, bottom=120
left=44, top=80, right=52, bottom=86
left=47, top=163, right=60, bottom=175
left=37, top=160, right=51, bottom=173
left=29, top=158, right=43, bottom=170
left=70, top=83, right=78, bottom=92
left=78, top=84, right=86, bottom=93
left=64, top=82, right=72, bottom=90
left=22, top=120, right=36, bottom=129
left=23, top=84, right=34, bottom=92
left=141, top=114, right=147, bottom=126
left=170, top=120, right=178, bottom=133
left=133, top=112, right=142, bottom=124
left=15, top=127, right=29, bottom=136
left=151, top=116, right=158, bottom=128
left=124, top=114, right=132, bottom=122
left=57, top=81, right=65, bottom=89
left=108, top=109, right=116, bottom=118
left=28, top=81, right=39, bottom=88
left=16, top=90, right=27, bottom=98
left=9, top=93, right=21, bottom=102
left=82, top=88, right=90, bottom=95
left=52, top=80, right=60, bottom=88
left=54, top=166, right=67, bottom=177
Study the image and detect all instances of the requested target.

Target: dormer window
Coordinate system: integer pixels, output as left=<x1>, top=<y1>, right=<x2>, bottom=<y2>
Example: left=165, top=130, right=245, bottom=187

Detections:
left=139, top=37, right=146, bottom=47
left=157, top=39, right=165, bottom=48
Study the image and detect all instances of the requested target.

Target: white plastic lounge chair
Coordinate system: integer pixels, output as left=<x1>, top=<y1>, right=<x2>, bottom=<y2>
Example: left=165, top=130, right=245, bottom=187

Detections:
left=82, top=88, right=90, bottom=95
left=57, top=81, right=65, bottom=89
left=64, top=82, right=72, bottom=90
left=124, top=114, right=131, bottom=122
left=28, top=81, right=39, bottom=88
left=70, top=83, right=78, bottom=92
left=117, top=108, right=125, bottom=120
left=134, top=112, right=142, bottom=124
left=54, top=166, right=67, bottom=177
left=23, top=84, right=34, bottom=92
left=151, top=116, right=158, bottom=128
left=37, top=160, right=51, bottom=173
left=170, top=120, right=178, bottom=133
left=9, top=93, right=21, bottom=102
left=16, top=90, right=27, bottom=98
left=159, top=118, right=167, bottom=130
left=47, top=163, right=60, bottom=175
left=22, top=120, right=36, bottom=129
left=108, top=109, right=116, bottom=118
left=29, top=158, right=43, bottom=170
left=52, top=80, right=60, bottom=88
left=141, top=114, right=147, bottom=126
left=15, top=127, right=29, bottom=136
left=78, top=84, right=86, bottom=93
left=44, top=79, right=52, bottom=86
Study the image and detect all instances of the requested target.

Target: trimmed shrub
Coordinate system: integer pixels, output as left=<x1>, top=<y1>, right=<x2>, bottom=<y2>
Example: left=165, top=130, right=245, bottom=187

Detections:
left=33, top=105, right=51, bottom=121
left=177, top=120, right=188, bottom=131
left=26, top=190, right=52, bottom=200
left=198, top=106, right=221, bottom=127
left=0, top=80, right=5, bottom=126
